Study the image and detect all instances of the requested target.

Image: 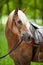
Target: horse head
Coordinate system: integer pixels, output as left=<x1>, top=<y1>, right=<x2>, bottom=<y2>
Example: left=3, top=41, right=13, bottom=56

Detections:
left=6, top=8, right=33, bottom=43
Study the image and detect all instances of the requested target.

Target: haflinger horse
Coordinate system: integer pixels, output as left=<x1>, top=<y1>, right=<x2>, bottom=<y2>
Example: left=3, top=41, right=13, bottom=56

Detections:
left=5, top=8, right=43, bottom=65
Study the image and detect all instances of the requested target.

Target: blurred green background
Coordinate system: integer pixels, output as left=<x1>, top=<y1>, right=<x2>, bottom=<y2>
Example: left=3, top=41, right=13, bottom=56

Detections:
left=0, top=0, right=43, bottom=65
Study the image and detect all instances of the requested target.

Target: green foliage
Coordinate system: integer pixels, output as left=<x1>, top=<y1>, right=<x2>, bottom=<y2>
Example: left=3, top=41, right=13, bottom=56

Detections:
left=0, top=0, right=43, bottom=19
left=31, top=62, right=43, bottom=65
left=0, top=24, right=4, bottom=32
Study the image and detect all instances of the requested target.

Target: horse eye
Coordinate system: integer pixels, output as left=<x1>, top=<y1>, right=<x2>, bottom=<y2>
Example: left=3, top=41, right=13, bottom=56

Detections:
left=18, top=20, right=22, bottom=24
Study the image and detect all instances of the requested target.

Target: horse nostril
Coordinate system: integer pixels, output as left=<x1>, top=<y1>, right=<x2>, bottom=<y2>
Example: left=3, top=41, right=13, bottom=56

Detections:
left=28, top=36, right=30, bottom=40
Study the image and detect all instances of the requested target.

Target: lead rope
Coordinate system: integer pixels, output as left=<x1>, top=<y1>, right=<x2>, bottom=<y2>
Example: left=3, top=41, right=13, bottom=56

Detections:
left=0, top=39, right=23, bottom=59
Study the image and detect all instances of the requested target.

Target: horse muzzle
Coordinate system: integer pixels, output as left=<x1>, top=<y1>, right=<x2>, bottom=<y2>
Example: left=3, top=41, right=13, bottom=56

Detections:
left=20, top=32, right=34, bottom=43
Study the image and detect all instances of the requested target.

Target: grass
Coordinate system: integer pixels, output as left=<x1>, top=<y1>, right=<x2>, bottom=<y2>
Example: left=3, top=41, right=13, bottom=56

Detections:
left=0, top=31, right=43, bottom=65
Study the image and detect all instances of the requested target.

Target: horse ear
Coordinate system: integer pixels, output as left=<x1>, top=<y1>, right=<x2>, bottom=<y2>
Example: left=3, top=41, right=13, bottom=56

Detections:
left=22, top=8, right=26, bottom=13
left=14, top=7, right=19, bottom=15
